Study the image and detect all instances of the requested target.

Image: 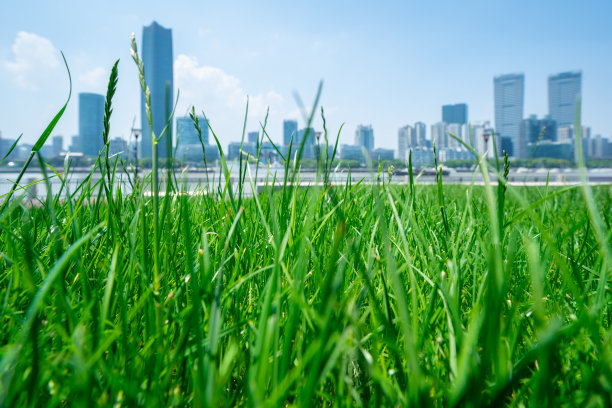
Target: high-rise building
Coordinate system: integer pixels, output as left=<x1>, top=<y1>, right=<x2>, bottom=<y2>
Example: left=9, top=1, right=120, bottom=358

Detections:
left=109, top=137, right=128, bottom=158
left=248, top=131, right=260, bottom=151
left=248, top=131, right=259, bottom=144
left=52, top=135, right=63, bottom=157
left=141, top=21, right=173, bottom=159
left=78, top=92, right=104, bottom=157
left=340, top=144, right=362, bottom=162
left=548, top=71, right=581, bottom=129
left=355, top=125, right=374, bottom=153
left=518, top=115, right=557, bottom=159
left=472, top=121, right=495, bottom=158
left=69, top=135, right=81, bottom=153
left=442, top=103, right=468, bottom=124
left=414, top=122, right=427, bottom=146
left=176, top=116, right=207, bottom=147
left=372, top=148, right=394, bottom=161
left=294, top=127, right=316, bottom=159
left=397, top=125, right=410, bottom=160
left=494, top=73, right=524, bottom=157
left=283, top=120, right=298, bottom=146
left=431, top=122, right=447, bottom=148
left=446, top=123, right=465, bottom=148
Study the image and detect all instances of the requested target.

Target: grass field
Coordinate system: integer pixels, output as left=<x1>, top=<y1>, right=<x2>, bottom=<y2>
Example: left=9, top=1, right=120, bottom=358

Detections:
left=1, top=45, right=612, bottom=407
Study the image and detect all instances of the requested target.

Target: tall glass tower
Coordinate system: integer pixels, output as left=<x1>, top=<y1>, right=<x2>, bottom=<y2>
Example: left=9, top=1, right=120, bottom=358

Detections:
left=548, top=71, right=581, bottom=128
left=442, top=103, right=468, bottom=124
left=78, top=92, right=105, bottom=157
left=176, top=116, right=208, bottom=147
left=141, top=21, right=173, bottom=159
left=494, top=73, right=524, bottom=157
left=355, top=124, right=374, bottom=153
left=283, top=120, right=298, bottom=145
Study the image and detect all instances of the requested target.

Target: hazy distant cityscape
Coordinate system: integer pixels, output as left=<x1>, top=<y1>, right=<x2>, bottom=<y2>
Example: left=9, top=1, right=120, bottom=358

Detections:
left=1, top=21, right=611, bottom=168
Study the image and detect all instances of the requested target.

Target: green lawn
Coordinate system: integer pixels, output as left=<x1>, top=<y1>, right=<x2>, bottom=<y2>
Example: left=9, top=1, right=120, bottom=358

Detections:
left=1, top=166, right=611, bottom=406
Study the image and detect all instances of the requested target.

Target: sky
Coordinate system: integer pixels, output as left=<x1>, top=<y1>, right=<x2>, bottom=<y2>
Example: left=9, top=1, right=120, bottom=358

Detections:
left=1, top=0, right=611, bottom=151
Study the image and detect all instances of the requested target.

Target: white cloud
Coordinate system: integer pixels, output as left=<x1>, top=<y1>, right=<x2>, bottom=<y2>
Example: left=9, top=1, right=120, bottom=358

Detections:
left=174, top=54, right=284, bottom=119
left=4, top=31, right=60, bottom=90
left=79, top=67, right=107, bottom=89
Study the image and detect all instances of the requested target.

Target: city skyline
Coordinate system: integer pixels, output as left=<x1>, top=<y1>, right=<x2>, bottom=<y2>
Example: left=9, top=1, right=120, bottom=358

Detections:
left=1, top=1, right=611, bottom=152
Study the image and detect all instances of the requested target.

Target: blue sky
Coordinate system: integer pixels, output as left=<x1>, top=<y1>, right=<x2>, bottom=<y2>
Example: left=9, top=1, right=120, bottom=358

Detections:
left=1, top=0, right=611, bottom=150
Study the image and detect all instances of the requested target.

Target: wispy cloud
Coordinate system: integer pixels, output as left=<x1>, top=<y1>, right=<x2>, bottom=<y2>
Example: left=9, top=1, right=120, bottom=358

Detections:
left=174, top=54, right=284, bottom=119
left=78, top=67, right=107, bottom=89
left=4, top=31, right=60, bottom=90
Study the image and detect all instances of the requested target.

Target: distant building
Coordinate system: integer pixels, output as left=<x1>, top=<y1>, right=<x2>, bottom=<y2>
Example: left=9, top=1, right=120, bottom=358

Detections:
left=589, top=135, right=612, bottom=159
left=548, top=71, right=581, bottom=130
left=141, top=21, right=173, bottom=159
left=340, top=144, right=363, bottom=162
left=39, top=145, right=54, bottom=158
left=52, top=135, right=63, bottom=157
left=372, top=148, right=394, bottom=161
left=0, top=133, right=18, bottom=161
left=248, top=131, right=259, bottom=145
left=446, top=123, right=465, bottom=148
left=409, top=147, right=435, bottom=167
left=438, top=148, right=472, bottom=163
left=494, top=73, right=524, bottom=158
left=557, top=126, right=572, bottom=142
left=78, top=92, right=105, bottom=157
left=259, top=142, right=278, bottom=163
left=414, top=122, right=427, bottom=146
left=442, top=103, right=468, bottom=124
left=529, top=141, right=573, bottom=160
left=15, top=144, right=33, bottom=160
left=354, top=125, right=374, bottom=153
left=296, top=127, right=316, bottom=159
left=109, top=137, right=128, bottom=158
left=177, top=116, right=207, bottom=147
left=500, top=137, right=513, bottom=157
left=431, top=122, right=447, bottom=149
left=472, top=121, right=496, bottom=158
left=228, top=142, right=241, bottom=161
left=398, top=125, right=409, bottom=160
left=518, top=116, right=557, bottom=159
left=69, top=135, right=81, bottom=153
left=204, top=145, right=220, bottom=163
left=283, top=120, right=298, bottom=146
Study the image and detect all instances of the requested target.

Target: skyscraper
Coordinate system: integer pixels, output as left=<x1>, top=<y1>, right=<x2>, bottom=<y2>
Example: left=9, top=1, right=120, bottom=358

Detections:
left=176, top=116, right=207, bottom=147
left=472, top=121, right=495, bottom=158
left=141, top=21, right=173, bottom=159
left=52, top=135, right=63, bottom=157
left=442, top=103, right=468, bottom=124
left=296, top=127, right=316, bottom=159
left=494, top=73, right=524, bottom=157
left=283, top=120, right=298, bottom=145
left=355, top=125, right=374, bottom=153
left=431, top=122, right=447, bottom=148
left=518, top=116, right=557, bottom=159
left=548, top=71, right=582, bottom=129
left=397, top=125, right=412, bottom=160
left=248, top=131, right=259, bottom=144
left=414, top=122, right=427, bottom=146
left=78, top=92, right=104, bottom=157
